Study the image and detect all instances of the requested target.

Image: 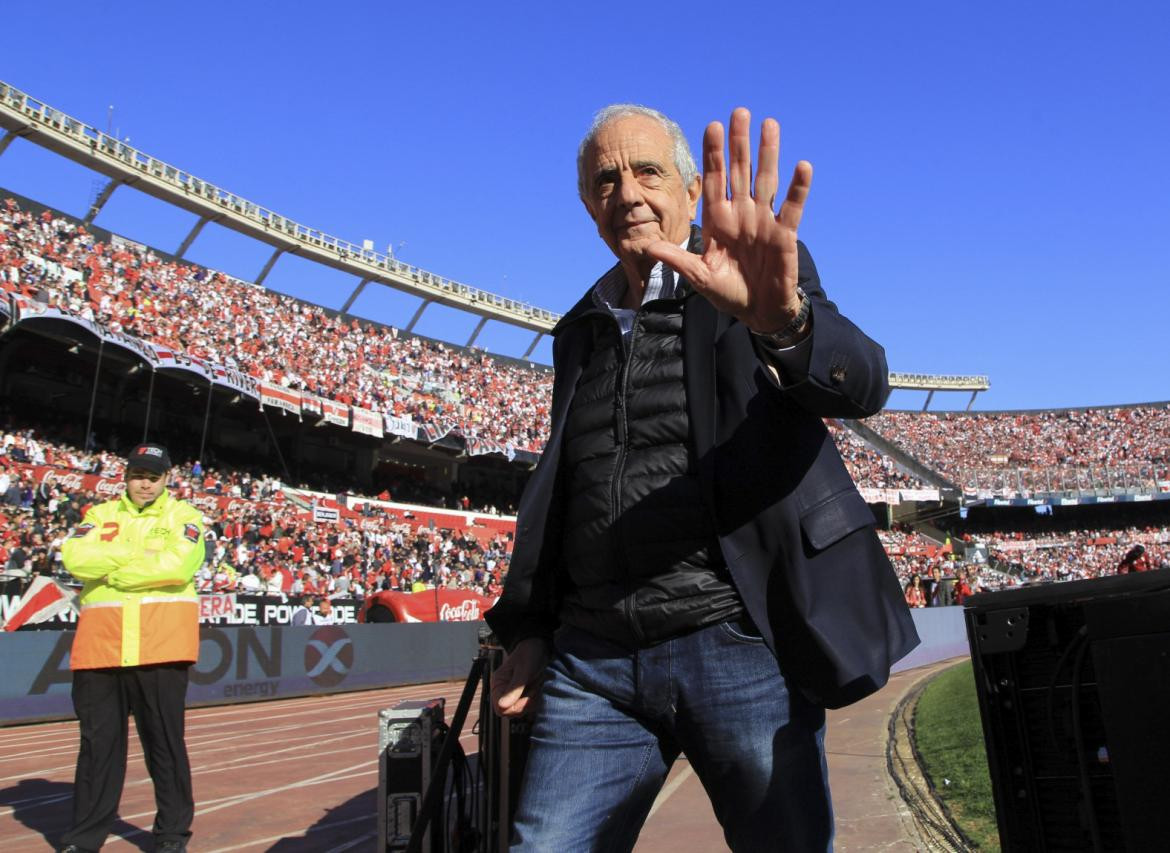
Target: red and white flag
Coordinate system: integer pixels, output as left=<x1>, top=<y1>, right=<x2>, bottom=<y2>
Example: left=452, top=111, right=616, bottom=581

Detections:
left=1, top=577, right=78, bottom=631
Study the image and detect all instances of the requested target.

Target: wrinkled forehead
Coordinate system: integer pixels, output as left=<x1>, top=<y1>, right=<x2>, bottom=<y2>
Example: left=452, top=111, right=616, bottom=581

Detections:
left=585, top=115, right=676, bottom=174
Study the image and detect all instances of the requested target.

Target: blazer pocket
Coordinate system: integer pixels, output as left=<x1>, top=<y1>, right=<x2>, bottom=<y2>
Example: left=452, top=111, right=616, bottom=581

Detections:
left=799, top=488, right=875, bottom=551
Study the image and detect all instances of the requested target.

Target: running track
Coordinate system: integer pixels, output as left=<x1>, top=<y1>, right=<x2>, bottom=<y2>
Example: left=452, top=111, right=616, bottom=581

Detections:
left=0, top=662, right=953, bottom=851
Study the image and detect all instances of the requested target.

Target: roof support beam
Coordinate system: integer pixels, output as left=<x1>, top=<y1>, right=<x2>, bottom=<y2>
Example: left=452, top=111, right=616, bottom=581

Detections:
left=465, top=316, right=489, bottom=348
left=174, top=215, right=211, bottom=259
left=522, top=332, right=543, bottom=359
left=966, top=390, right=979, bottom=412
left=339, top=278, right=371, bottom=317
left=0, top=129, right=23, bottom=157
left=405, top=299, right=432, bottom=333
left=921, top=390, right=935, bottom=413
left=254, top=247, right=284, bottom=287
left=84, top=178, right=122, bottom=224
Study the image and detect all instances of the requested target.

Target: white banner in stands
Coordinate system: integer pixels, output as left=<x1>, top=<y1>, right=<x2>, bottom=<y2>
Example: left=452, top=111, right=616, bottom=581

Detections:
left=384, top=414, right=416, bottom=439
left=322, top=398, right=350, bottom=427
left=351, top=406, right=383, bottom=438
left=313, top=504, right=340, bottom=523
left=259, top=383, right=302, bottom=416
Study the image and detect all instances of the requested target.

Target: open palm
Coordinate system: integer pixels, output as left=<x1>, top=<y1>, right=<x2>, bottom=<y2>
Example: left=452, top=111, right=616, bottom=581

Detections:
left=647, top=107, right=811, bottom=334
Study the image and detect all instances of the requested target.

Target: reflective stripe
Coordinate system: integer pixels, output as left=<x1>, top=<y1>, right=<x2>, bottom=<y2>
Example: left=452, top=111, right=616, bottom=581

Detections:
left=140, top=595, right=198, bottom=605
left=80, top=600, right=123, bottom=611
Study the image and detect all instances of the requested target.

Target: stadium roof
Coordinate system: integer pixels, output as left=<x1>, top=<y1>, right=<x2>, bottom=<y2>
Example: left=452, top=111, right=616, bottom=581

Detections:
left=0, top=79, right=559, bottom=357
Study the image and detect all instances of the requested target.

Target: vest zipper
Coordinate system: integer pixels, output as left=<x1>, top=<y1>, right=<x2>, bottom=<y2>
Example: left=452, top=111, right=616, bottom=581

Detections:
left=612, top=316, right=646, bottom=646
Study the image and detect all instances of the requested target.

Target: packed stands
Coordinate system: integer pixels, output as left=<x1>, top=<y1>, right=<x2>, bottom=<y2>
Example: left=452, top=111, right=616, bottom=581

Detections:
left=0, top=197, right=553, bottom=456
left=867, top=407, right=1170, bottom=495
left=960, top=525, right=1168, bottom=583
left=878, top=526, right=952, bottom=582
left=2, top=193, right=939, bottom=494
left=826, top=420, right=927, bottom=490
left=5, top=196, right=1170, bottom=609
left=1, top=425, right=511, bottom=600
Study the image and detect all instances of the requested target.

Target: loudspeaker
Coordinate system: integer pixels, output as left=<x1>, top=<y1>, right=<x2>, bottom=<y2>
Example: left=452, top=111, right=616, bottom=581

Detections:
left=965, top=571, right=1170, bottom=852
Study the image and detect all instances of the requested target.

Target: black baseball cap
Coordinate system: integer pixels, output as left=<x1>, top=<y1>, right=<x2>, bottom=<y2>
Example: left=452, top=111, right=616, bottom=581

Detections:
left=126, top=443, right=172, bottom=474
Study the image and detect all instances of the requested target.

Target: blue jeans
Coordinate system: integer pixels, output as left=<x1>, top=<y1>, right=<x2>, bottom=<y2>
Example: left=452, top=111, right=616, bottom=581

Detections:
left=510, top=621, right=833, bottom=852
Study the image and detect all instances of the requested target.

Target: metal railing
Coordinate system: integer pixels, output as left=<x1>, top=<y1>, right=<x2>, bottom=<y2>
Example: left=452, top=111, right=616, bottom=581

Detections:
left=959, top=464, right=1169, bottom=497
left=0, top=80, right=561, bottom=330
left=888, top=372, right=990, bottom=391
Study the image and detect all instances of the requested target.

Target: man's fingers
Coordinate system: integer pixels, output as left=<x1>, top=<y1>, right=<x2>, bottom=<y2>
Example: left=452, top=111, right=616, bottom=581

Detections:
left=702, top=121, right=726, bottom=207
left=777, top=160, right=813, bottom=231
left=754, top=118, right=780, bottom=210
left=497, top=694, right=530, bottom=717
left=493, top=682, right=524, bottom=713
left=727, top=107, right=753, bottom=201
left=644, top=241, right=708, bottom=285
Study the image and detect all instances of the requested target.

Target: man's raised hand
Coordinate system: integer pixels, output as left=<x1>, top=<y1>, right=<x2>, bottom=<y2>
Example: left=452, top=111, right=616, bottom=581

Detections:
left=646, top=107, right=812, bottom=334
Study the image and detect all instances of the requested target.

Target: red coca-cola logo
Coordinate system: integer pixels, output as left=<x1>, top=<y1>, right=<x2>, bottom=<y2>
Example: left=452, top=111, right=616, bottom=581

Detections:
left=95, top=479, right=124, bottom=496
left=439, top=599, right=481, bottom=621
left=49, top=472, right=85, bottom=490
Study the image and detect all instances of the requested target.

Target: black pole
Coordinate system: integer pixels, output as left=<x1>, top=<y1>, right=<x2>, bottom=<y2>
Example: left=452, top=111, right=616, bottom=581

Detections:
left=141, top=366, right=156, bottom=443
left=197, top=378, right=213, bottom=464
left=406, top=655, right=487, bottom=853
left=83, top=338, right=105, bottom=451
left=260, top=407, right=293, bottom=484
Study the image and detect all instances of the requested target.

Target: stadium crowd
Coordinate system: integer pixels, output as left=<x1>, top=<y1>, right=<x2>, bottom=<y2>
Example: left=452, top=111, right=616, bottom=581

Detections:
left=826, top=420, right=927, bottom=490
left=1, top=198, right=553, bottom=454
left=867, top=407, right=1170, bottom=493
left=877, top=519, right=1169, bottom=606
left=961, top=525, right=1168, bottom=583
left=1, top=425, right=511, bottom=600
left=5, top=196, right=1169, bottom=614
left=0, top=196, right=948, bottom=493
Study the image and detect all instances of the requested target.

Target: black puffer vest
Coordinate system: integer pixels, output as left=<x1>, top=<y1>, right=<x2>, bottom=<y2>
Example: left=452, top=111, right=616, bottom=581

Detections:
left=557, top=294, right=744, bottom=647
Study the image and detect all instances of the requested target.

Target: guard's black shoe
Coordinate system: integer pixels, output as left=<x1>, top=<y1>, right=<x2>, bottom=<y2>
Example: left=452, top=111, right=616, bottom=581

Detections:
left=156, top=842, right=187, bottom=852
left=58, top=846, right=94, bottom=853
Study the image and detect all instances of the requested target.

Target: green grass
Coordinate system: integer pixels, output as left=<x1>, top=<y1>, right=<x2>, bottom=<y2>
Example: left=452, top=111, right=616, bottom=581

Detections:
left=913, top=660, right=1001, bottom=850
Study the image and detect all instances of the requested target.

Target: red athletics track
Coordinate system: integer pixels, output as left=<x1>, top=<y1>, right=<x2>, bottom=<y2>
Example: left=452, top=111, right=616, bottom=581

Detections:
left=0, top=661, right=952, bottom=851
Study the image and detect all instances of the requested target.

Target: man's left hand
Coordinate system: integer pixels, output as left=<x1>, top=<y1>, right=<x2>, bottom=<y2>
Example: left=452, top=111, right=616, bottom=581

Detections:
left=646, top=107, right=811, bottom=334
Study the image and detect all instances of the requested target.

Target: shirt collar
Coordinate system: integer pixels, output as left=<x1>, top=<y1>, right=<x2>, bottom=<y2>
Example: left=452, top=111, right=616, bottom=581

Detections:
left=591, top=235, right=690, bottom=312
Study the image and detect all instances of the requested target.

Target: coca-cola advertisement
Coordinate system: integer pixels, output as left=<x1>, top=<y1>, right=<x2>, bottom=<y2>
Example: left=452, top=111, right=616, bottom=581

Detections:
left=17, top=464, right=126, bottom=498
left=359, top=588, right=497, bottom=623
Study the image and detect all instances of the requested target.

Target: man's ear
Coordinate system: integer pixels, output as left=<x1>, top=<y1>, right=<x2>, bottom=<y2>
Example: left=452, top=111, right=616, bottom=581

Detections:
left=686, top=176, right=701, bottom=220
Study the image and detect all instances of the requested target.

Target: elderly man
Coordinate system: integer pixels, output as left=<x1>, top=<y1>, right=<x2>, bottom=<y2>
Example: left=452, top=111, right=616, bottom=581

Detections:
left=58, top=443, right=205, bottom=853
left=486, top=105, right=918, bottom=851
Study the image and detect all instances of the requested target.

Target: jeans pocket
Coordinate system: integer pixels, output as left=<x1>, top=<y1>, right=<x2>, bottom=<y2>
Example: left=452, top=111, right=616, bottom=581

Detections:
left=718, top=618, right=766, bottom=645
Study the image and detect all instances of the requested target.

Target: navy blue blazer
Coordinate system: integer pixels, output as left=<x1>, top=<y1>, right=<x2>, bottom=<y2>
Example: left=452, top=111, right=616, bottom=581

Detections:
left=486, top=234, right=919, bottom=708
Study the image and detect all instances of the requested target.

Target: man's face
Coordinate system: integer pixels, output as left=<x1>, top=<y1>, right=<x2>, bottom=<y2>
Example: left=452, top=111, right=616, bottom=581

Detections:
left=581, top=115, right=701, bottom=267
left=319, top=598, right=332, bottom=614
left=125, top=467, right=167, bottom=507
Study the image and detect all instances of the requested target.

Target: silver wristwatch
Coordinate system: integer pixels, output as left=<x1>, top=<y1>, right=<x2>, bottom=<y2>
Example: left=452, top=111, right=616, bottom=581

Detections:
left=751, top=288, right=811, bottom=349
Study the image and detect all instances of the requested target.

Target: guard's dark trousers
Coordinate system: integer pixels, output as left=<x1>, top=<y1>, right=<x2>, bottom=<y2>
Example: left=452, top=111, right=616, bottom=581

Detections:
left=60, top=664, right=194, bottom=851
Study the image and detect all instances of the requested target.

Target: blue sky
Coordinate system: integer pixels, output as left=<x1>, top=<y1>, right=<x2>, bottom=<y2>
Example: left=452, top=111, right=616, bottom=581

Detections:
left=2, top=1, right=1167, bottom=411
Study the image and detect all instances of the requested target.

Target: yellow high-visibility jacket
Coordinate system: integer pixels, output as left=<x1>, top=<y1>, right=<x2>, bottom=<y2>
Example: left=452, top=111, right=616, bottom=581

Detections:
left=61, top=490, right=205, bottom=670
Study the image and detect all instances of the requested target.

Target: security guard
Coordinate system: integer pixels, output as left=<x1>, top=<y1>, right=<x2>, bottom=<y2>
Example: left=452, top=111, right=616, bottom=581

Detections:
left=57, top=444, right=205, bottom=853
